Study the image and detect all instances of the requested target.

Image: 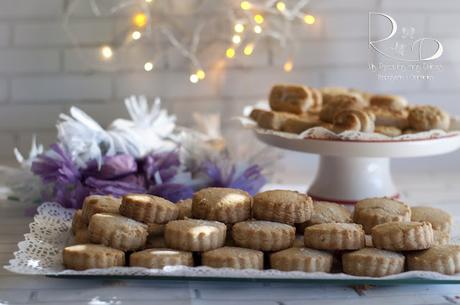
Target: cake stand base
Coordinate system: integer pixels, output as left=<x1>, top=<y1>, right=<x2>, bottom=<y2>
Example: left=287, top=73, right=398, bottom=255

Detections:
left=307, top=156, right=399, bottom=204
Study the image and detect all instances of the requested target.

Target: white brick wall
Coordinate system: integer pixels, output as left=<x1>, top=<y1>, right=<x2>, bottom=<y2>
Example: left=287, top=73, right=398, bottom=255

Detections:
left=0, top=0, right=459, bottom=174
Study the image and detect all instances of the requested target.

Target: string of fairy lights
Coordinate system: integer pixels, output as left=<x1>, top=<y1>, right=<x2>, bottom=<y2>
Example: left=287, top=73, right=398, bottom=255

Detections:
left=64, top=0, right=316, bottom=83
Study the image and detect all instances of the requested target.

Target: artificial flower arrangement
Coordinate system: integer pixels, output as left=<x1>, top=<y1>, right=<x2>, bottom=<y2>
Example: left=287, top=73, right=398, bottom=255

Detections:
left=11, top=96, right=276, bottom=212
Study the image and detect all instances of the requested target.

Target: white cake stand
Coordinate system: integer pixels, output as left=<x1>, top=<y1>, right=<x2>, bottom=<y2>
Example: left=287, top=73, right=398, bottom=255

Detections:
left=254, top=130, right=460, bottom=204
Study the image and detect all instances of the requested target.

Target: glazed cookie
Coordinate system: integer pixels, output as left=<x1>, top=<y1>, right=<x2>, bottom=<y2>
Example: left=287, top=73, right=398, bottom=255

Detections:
left=369, top=94, right=408, bottom=111
left=368, top=106, right=409, bottom=130
left=82, top=195, right=121, bottom=223
left=319, top=94, right=365, bottom=123
left=408, top=105, right=450, bottom=131
left=176, top=198, right=192, bottom=219
left=192, top=187, right=252, bottom=224
left=353, top=197, right=411, bottom=233
left=130, top=248, right=193, bottom=268
left=71, top=209, right=87, bottom=234
left=202, top=246, right=264, bottom=270
left=88, top=213, right=148, bottom=251
left=371, top=221, right=434, bottom=251
left=232, top=220, right=295, bottom=251
left=407, top=245, right=460, bottom=275
left=63, top=244, right=125, bottom=270
left=411, top=206, right=452, bottom=234
left=433, top=230, right=449, bottom=246
left=252, top=190, right=313, bottom=225
left=304, top=223, right=365, bottom=250
left=164, top=219, right=226, bottom=252
left=281, top=115, right=321, bottom=134
left=332, top=109, right=375, bottom=133
left=256, top=110, right=296, bottom=131
left=270, top=247, right=333, bottom=272
left=74, top=228, right=90, bottom=244
left=269, top=85, right=313, bottom=114
left=120, top=194, right=178, bottom=224
left=375, top=125, right=402, bottom=137
left=342, top=248, right=405, bottom=277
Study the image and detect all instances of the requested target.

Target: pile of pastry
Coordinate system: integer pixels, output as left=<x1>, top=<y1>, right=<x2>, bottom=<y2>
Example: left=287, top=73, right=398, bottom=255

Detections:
left=65, top=188, right=459, bottom=277
left=249, top=84, right=452, bottom=137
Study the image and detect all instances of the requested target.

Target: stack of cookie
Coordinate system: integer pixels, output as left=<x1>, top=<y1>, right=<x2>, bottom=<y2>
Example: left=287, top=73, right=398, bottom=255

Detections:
left=249, top=84, right=451, bottom=137
left=64, top=189, right=459, bottom=277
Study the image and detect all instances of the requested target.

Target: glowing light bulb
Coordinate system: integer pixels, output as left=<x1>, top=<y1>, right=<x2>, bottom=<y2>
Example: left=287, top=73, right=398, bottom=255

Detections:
left=100, top=46, right=113, bottom=59
left=226, top=47, right=236, bottom=58
left=196, top=69, right=205, bottom=80
left=232, top=34, right=242, bottom=44
left=243, top=43, right=254, bottom=56
left=190, top=74, right=199, bottom=83
left=234, top=23, right=244, bottom=33
left=254, top=14, right=264, bottom=24
left=132, top=31, right=142, bottom=40
left=283, top=59, right=293, bottom=72
left=144, top=62, right=154, bottom=71
left=240, top=1, right=251, bottom=10
left=133, top=13, right=148, bottom=27
left=254, top=25, right=262, bottom=34
left=276, top=1, right=286, bottom=11
left=303, top=14, right=316, bottom=25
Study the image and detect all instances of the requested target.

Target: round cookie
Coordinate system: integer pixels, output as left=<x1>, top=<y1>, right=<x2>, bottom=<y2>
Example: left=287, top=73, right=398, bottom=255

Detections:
left=304, top=223, right=365, bottom=250
left=130, top=248, right=193, bottom=268
left=232, top=220, right=295, bottom=251
left=369, top=94, right=408, bottom=111
left=296, top=201, right=352, bottom=233
left=408, top=105, right=450, bottom=131
left=176, top=198, right=192, bottom=219
left=202, top=246, right=264, bottom=270
left=120, top=194, right=178, bottom=224
left=407, top=245, right=460, bottom=275
left=433, top=230, right=449, bottom=246
left=71, top=209, right=87, bottom=234
left=342, top=248, right=405, bottom=277
left=192, top=187, right=252, bottom=224
left=88, top=213, right=148, bottom=251
left=82, top=195, right=121, bottom=223
left=332, top=109, right=375, bottom=133
left=164, top=219, right=226, bottom=252
left=63, top=244, right=125, bottom=270
left=371, top=221, right=434, bottom=251
left=353, top=197, right=411, bottom=233
left=375, top=125, right=402, bottom=137
left=270, top=247, right=333, bottom=272
left=252, top=190, right=313, bottom=225
left=411, top=206, right=452, bottom=234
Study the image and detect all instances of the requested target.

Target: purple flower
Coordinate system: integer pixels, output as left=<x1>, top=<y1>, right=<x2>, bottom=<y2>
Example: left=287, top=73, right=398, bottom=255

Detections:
left=141, top=151, right=180, bottom=185
left=83, top=154, right=137, bottom=180
left=85, top=177, right=145, bottom=197
left=148, top=183, right=194, bottom=202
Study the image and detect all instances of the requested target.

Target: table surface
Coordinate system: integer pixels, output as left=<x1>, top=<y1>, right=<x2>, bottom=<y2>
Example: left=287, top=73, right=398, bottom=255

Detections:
left=1, top=168, right=460, bottom=305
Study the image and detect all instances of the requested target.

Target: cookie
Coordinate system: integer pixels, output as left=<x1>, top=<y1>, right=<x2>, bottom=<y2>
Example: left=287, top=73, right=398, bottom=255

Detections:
left=269, top=85, right=313, bottom=114
left=202, top=246, right=264, bottom=270
left=308, top=87, right=323, bottom=113
left=408, top=105, right=450, bottom=131
left=71, top=209, right=87, bottom=234
left=232, top=220, right=295, bottom=251
left=371, top=221, right=434, bottom=251
left=63, top=244, right=125, bottom=270
left=411, top=206, right=452, bottom=234
left=164, top=219, right=226, bottom=252
left=252, top=190, right=313, bottom=225
left=375, top=125, right=402, bottom=137
left=176, top=198, right=192, bottom=219
left=433, top=230, right=449, bottom=246
left=130, top=248, right=193, bottom=268
left=88, top=213, right=148, bottom=251
left=407, top=245, right=460, bottom=275
left=332, top=109, right=375, bottom=133
left=120, top=194, right=178, bottom=224
left=369, top=94, right=408, bottom=111
left=304, top=223, right=365, bottom=250
left=296, top=201, right=353, bottom=233
left=74, top=228, right=90, bottom=244
left=319, top=94, right=365, bottom=123
left=368, top=106, right=409, bottom=129
left=249, top=108, right=268, bottom=121
left=82, top=195, right=121, bottom=223
left=270, top=247, right=333, bottom=272
left=256, top=110, right=296, bottom=131
left=342, top=248, right=405, bottom=277
left=281, top=115, right=321, bottom=134
left=353, top=197, right=411, bottom=233
left=192, top=187, right=252, bottom=224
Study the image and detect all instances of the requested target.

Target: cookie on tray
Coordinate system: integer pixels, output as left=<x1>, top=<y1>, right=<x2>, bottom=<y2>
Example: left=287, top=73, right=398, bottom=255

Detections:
left=82, top=195, right=121, bottom=223
left=371, top=221, right=434, bottom=251
left=232, top=220, right=295, bottom=251
left=130, top=248, right=193, bottom=268
left=411, top=206, right=452, bottom=234
left=296, top=201, right=352, bottom=233
left=319, top=95, right=364, bottom=123
left=367, top=107, right=409, bottom=130
left=304, top=223, right=365, bottom=250
left=256, top=110, right=296, bottom=131
left=71, top=209, right=87, bottom=234
left=269, top=85, right=313, bottom=114
left=353, top=197, right=411, bottom=233
left=433, top=230, right=449, bottom=246
left=408, top=105, right=450, bottom=131
left=332, top=109, right=375, bottom=133
left=192, top=187, right=252, bottom=224
left=369, top=94, right=408, bottom=111
left=120, top=194, right=178, bottom=224
left=252, top=190, right=313, bottom=225
left=342, top=248, right=405, bottom=277
left=202, top=246, right=264, bottom=270
left=176, top=198, right=192, bottom=219
left=164, top=219, right=226, bottom=252
left=407, top=245, right=460, bottom=275
left=375, top=125, right=402, bottom=137
left=63, top=244, right=125, bottom=270
left=280, top=115, right=321, bottom=134
left=270, top=247, right=333, bottom=272
left=88, top=213, right=148, bottom=251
